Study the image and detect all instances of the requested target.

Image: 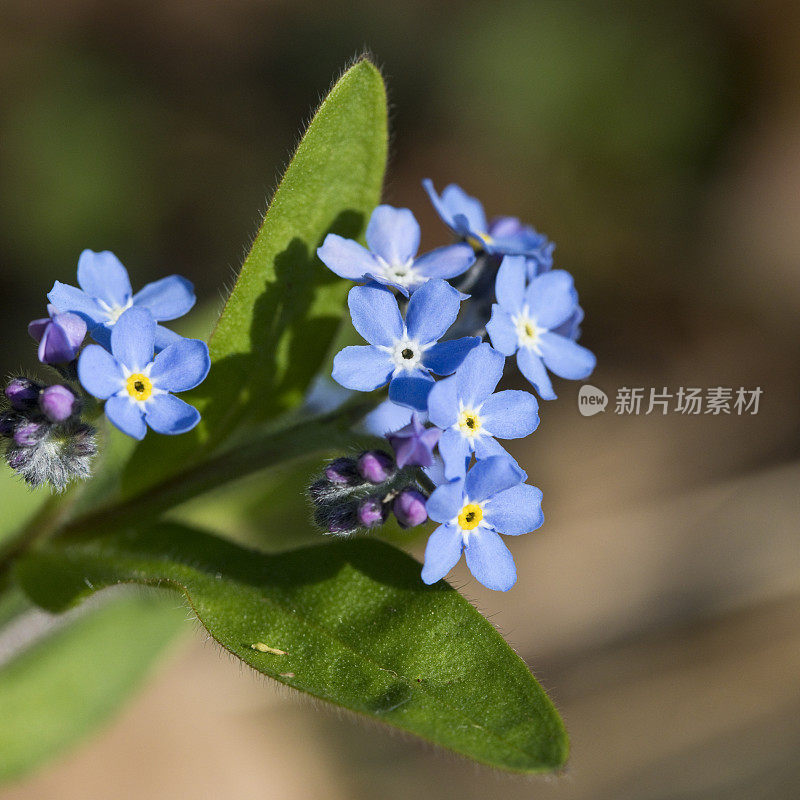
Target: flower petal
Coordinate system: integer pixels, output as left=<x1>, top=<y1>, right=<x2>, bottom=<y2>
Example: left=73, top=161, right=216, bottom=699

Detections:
left=347, top=283, right=403, bottom=346
left=539, top=333, right=596, bottom=380
left=426, top=374, right=459, bottom=428
left=422, top=336, right=480, bottom=376
left=366, top=205, right=420, bottom=264
left=425, top=479, right=465, bottom=523
left=526, top=270, right=577, bottom=329
left=104, top=396, right=147, bottom=440
left=483, top=484, right=544, bottom=535
left=78, top=344, right=125, bottom=399
left=154, top=324, right=183, bottom=352
left=362, top=400, right=415, bottom=436
left=332, top=346, right=393, bottom=392
left=145, top=393, right=201, bottom=435
left=494, top=256, right=527, bottom=314
left=133, top=275, right=196, bottom=321
left=421, top=524, right=464, bottom=585
left=38, top=324, right=72, bottom=364
left=440, top=183, right=488, bottom=233
left=464, top=529, right=517, bottom=591
left=455, top=342, right=505, bottom=407
left=438, top=428, right=472, bottom=480
left=464, top=455, right=525, bottom=503
left=472, top=435, right=511, bottom=460
left=413, top=243, right=475, bottom=281
left=404, top=278, right=462, bottom=344
left=517, top=348, right=556, bottom=400
left=53, top=312, right=87, bottom=349
left=388, top=370, right=434, bottom=411
left=485, top=306, right=518, bottom=356
left=150, top=338, right=210, bottom=392
left=480, top=389, right=539, bottom=439
left=47, top=282, right=105, bottom=327
left=76, top=250, right=132, bottom=307
left=317, top=234, right=377, bottom=280
left=110, top=307, right=156, bottom=372
left=27, top=318, right=50, bottom=342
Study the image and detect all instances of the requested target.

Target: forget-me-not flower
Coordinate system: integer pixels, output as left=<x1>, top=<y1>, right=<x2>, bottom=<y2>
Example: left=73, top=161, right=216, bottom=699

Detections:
left=486, top=256, right=595, bottom=400
left=427, top=343, right=539, bottom=479
left=387, top=413, right=442, bottom=468
left=317, top=205, right=475, bottom=295
left=49, top=250, right=195, bottom=352
left=28, top=305, right=87, bottom=364
left=332, top=279, right=480, bottom=411
left=421, top=455, right=543, bottom=591
left=423, top=179, right=552, bottom=259
left=78, top=307, right=210, bottom=440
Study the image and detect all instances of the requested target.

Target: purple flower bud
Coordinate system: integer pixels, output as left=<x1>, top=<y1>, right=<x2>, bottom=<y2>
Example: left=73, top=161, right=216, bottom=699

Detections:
left=324, top=457, right=361, bottom=486
left=4, top=378, right=41, bottom=411
left=315, top=502, right=357, bottom=535
left=28, top=306, right=87, bottom=364
left=39, top=384, right=77, bottom=423
left=357, top=497, right=388, bottom=528
left=13, top=421, right=46, bottom=447
left=387, top=413, right=442, bottom=468
left=393, top=487, right=428, bottom=529
left=356, top=450, right=395, bottom=484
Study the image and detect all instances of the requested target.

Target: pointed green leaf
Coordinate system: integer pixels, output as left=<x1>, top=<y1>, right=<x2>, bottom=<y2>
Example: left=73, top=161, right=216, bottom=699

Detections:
left=122, top=59, right=387, bottom=496
left=15, top=525, right=568, bottom=773
left=0, top=592, right=184, bottom=785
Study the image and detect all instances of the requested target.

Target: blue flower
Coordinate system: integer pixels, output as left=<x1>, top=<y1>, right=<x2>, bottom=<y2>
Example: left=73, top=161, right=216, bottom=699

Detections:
left=486, top=256, right=595, bottom=400
left=317, top=205, right=475, bottom=295
left=423, top=179, right=552, bottom=259
left=48, top=250, right=195, bottom=352
left=78, top=307, right=210, bottom=440
left=28, top=305, right=87, bottom=364
left=421, top=456, right=543, bottom=591
left=332, top=279, right=480, bottom=411
left=427, top=343, right=539, bottom=479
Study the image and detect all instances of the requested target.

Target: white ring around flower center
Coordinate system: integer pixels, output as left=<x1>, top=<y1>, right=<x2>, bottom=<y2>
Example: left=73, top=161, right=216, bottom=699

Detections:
left=376, top=256, right=418, bottom=288
left=455, top=401, right=490, bottom=441
left=511, top=305, right=547, bottom=353
left=97, top=296, right=134, bottom=326
left=378, top=329, right=433, bottom=374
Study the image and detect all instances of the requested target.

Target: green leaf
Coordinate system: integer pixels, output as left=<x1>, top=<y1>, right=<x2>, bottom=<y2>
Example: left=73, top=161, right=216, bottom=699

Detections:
left=15, top=525, right=568, bottom=773
left=122, top=58, right=387, bottom=497
left=0, top=591, right=184, bottom=785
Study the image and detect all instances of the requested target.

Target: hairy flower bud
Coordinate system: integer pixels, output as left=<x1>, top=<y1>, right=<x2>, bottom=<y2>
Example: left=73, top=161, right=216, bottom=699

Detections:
left=356, top=450, right=395, bottom=484
left=357, top=497, right=388, bottom=529
left=393, top=487, right=428, bottom=528
left=4, top=378, right=41, bottom=411
left=39, top=384, right=78, bottom=423
left=324, top=457, right=362, bottom=486
left=13, top=421, right=46, bottom=447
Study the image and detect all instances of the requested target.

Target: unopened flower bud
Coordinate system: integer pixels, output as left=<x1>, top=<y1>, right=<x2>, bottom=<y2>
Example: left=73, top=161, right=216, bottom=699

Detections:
left=356, top=450, right=395, bottom=484
left=357, top=497, right=388, bottom=528
left=315, top=501, right=358, bottom=535
left=324, top=457, right=361, bottom=486
left=39, top=384, right=78, bottom=423
left=4, top=378, right=41, bottom=411
left=13, top=421, right=46, bottom=447
left=393, top=487, right=428, bottom=528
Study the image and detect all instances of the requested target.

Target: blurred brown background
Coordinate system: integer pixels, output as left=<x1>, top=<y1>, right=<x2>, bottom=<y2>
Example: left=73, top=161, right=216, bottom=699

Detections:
left=2, top=0, right=799, bottom=798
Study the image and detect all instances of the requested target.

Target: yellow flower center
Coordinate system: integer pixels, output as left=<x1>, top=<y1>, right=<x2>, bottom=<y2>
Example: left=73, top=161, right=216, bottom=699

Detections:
left=458, top=503, right=483, bottom=531
left=467, top=231, right=494, bottom=251
left=457, top=408, right=482, bottom=437
left=126, top=373, right=153, bottom=402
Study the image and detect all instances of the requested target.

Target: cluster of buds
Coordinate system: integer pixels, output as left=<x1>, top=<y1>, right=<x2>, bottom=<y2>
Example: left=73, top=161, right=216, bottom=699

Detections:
left=309, top=450, right=429, bottom=536
left=1, top=377, right=97, bottom=491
